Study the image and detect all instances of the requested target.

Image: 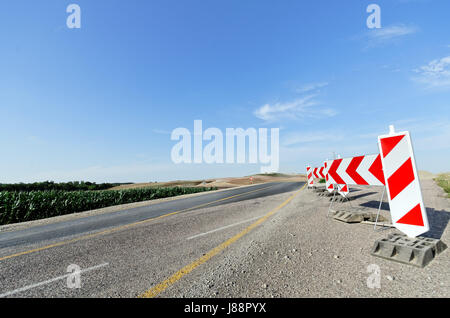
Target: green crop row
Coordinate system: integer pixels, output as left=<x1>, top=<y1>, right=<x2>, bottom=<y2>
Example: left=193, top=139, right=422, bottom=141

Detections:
left=0, top=186, right=217, bottom=225
left=0, top=181, right=132, bottom=192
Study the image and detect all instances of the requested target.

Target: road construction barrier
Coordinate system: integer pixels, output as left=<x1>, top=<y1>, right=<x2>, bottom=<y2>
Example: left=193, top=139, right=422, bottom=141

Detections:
left=317, top=126, right=430, bottom=238
left=324, top=161, right=335, bottom=193
left=337, top=183, right=349, bottom=197
left=324, top=160, right=348, bottom=198
left=378, top=127, right=429, bottom=238
left=307, top=125, right=441, bottom=265
left=327, top=154, right=385, bottom=186
left=313, top=166, right=325, bottom=179
left=306, top=166, right=314, bottom=187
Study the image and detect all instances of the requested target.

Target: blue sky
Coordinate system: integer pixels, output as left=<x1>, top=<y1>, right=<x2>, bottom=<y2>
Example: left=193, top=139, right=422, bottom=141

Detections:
left=1, top=0, right=449, bottom=183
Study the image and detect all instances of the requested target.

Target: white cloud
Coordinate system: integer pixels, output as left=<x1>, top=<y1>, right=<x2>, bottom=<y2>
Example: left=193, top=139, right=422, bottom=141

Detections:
left=253, top=95, right=337, bottom=122
left=254, top=81, right=336, bottom=122
left=295, top=82, right=328, bottom=93
left=364, top=24, right=418, bottom=47
left=413, top=56, right=450, bottom=89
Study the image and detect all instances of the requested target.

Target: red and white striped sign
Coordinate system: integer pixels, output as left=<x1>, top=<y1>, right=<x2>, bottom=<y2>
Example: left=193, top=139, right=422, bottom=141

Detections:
left=337, top=183, right=349, bottom=197
left=313, top=167, right=326, bottom=179
left=306, top=166, right=314, bottom=187
left=327, top=154, right=385, bottom=186
left=325, top=160, right=349, bottom=197
left=378, top=129, right=429, bottom=237
left=324, top=161, right=335, bottom=193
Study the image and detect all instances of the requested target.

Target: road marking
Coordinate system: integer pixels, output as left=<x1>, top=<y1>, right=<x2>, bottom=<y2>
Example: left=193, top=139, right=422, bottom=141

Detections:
left=0, top=262, right=109, bottom=298
left=186, top=216, right=263, bottom=240
left=139, top=183, right=306, bottom=298
left=0, top=184, right=277, bottom=262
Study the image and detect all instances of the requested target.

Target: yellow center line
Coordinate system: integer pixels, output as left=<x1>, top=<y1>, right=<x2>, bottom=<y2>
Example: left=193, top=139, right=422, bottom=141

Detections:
left=0, top=184, right=277, bottom=262
left=138, top=183, right=306, bottom=298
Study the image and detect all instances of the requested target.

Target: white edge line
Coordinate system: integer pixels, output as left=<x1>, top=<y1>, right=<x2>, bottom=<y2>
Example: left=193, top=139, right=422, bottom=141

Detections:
left=0, top=262, right=109, bottom=298
left=186, top=216, right=263, bottom=241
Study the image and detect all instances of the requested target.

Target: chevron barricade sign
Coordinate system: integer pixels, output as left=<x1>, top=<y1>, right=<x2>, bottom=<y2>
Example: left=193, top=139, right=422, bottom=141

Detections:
left=324, top=161, right=334, bottom=193
left=327, top=154, right=385, bottom=186
left=378, top=127, right=429, bottom=237
left=325, top=160, right=348, bottom=197
left=313, top=166, right=325, bottom=179
left=337, top=183, right=349, bottom=197
left=325, top=161, right=348, bottom=198
left=306, top=166, right=314, bottom=188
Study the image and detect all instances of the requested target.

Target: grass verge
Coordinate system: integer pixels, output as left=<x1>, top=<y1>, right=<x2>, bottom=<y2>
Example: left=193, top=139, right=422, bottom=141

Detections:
left=434, top=173, right=450, bottom=198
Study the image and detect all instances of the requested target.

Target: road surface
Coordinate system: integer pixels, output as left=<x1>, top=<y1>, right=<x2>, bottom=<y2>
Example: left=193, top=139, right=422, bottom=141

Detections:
left=0, top=181, right=304, bottom=297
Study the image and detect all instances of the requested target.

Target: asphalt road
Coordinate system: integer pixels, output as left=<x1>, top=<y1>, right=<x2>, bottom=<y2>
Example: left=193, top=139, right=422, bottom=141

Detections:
left=0, top=181, right=304, bottom=297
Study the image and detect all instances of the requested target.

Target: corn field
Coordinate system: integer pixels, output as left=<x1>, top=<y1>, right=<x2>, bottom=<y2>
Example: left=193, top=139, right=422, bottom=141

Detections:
left=0, top=186, right=216, bottom=225
left=0, top=181, right=131, bottom=192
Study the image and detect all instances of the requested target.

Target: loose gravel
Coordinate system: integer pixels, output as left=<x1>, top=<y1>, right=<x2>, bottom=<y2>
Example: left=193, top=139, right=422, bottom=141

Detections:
left=161, top=179, right=450, bottom=297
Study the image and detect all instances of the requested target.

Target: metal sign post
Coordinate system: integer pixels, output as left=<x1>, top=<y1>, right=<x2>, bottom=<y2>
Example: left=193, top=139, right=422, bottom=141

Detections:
left=373, top=186, right=386, bottom=231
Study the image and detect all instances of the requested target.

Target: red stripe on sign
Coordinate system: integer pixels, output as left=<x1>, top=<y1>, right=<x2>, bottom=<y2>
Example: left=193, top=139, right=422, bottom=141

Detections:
left=329, top=159, right=346, bottom=185
left=319, top=167, right=325, bottom=178
left=313, top=168, right=319, bottom=179
left=369, top=154, right=385, bottom=185
left=308, top=173, right=312, bottom=179
left=328, top=184, right=333, bottom=190
left=326, top=174, right=329, bottom=181
left=396, top=203, right=424, bottom=226
left=341, top=185, right=348, bottom=192
left=387, top=158, right=415, bottom=200
left=380, top=135, right=405, bottom=158
left=346, top=156, right=368, bottom=185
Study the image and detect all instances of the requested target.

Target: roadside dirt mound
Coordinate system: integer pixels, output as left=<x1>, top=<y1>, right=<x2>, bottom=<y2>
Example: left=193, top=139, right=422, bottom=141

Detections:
left=418, top=170, right=436, bottom=180
left=109, top=174, right=306, bottom=190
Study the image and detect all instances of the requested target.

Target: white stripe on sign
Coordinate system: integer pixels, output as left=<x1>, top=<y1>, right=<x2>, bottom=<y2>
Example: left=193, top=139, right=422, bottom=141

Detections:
left=383, top=136, right=410, bottom=177
left=357, top=154, right=383, bottom=186
left=337, top=158, right=353, bottom=185
left=378, top=130, right=429, bottom=237
left=0, top=263, right=109, bottom=298
left=186, top=216, right=263, bottom=240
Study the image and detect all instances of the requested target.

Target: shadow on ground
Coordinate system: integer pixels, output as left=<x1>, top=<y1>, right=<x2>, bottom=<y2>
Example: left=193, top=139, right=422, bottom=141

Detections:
left=360, top=201, right=450, bottom=240
left=360, top=200, right=389, bottom=211
left=349, top=192, right=378, bottom=201
left=422, top=208, right=450, bottom=239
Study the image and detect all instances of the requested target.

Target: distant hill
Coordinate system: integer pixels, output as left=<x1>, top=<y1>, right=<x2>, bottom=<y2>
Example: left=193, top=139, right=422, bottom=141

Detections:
left=418, top=170, right=436, bottom=180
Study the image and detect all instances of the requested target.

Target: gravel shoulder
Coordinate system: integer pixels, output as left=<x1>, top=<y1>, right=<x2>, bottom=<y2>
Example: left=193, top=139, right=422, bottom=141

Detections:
left=160, top=179, right=450, bottom=298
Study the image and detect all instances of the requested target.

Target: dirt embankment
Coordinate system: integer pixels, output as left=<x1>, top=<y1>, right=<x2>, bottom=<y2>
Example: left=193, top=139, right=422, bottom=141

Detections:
left=109, top=173, right=307, bottom=191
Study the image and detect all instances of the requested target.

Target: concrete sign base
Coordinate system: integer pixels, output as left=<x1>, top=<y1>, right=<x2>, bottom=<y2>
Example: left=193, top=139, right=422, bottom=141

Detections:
left=332, top=210, right=387, bottom=224
left=371, top=233, right=447, bottom=268
left=318, top=190, right=335, bottom=197
left=329, top=196, right=352, bottom=203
